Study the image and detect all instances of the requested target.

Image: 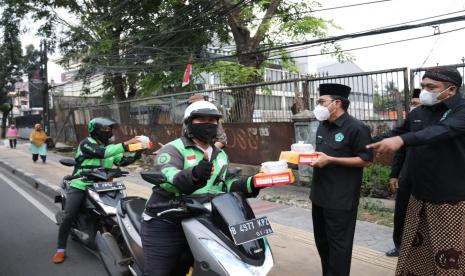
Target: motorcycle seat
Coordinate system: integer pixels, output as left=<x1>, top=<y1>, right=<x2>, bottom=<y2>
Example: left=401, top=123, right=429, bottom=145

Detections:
left=126, top=198, right=146, bottom=233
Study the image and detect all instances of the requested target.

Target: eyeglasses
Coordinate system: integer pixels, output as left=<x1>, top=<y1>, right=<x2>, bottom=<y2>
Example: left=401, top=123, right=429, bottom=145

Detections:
left=317, top=99, right=336, bottom=105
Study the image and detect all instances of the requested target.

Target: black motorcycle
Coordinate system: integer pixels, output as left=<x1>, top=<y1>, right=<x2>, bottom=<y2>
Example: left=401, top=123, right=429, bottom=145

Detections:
left=55, top=158, right=129, bottom=252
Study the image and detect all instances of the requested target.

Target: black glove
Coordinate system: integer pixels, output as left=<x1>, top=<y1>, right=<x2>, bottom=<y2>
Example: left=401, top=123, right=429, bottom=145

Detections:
left=192, top=159, right=213, bottom=186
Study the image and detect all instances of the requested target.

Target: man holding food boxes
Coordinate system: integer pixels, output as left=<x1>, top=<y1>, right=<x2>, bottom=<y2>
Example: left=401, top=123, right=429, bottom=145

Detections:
left=308, top=83, right=373, bottom=276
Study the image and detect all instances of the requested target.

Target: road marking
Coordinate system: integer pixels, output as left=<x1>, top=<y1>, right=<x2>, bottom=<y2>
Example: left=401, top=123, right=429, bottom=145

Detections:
left=0, top=172, right=56, bottom=223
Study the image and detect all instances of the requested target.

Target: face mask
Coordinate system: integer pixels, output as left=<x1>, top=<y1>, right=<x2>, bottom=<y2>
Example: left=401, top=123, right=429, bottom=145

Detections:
left=95, top=129, right=113, bottom=144
left=188, top=123, right=218, bottom=143
left=313, top=101, right=335, bottom=121
left=419, top=87, right=451, bottom=106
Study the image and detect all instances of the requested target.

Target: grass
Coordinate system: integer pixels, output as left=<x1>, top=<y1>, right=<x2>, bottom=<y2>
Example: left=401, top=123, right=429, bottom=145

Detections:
left=357, top=199, right=394, bottom=227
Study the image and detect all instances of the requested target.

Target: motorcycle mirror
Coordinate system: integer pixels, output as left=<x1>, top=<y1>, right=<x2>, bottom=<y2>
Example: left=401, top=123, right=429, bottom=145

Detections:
left=141, top=172, right=166, bottom=186
left=59, top=158, right=76, bottom=167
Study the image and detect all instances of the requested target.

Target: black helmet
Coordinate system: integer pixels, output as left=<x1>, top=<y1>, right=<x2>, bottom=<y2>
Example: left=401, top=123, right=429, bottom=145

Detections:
left=88, top=117, right=118, bottom=144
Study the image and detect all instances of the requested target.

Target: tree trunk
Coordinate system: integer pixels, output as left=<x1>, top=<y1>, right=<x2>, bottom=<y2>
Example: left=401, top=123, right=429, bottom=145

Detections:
left=1, top=109, right=11, bottom=139
left=112, top=74, right=126, bottom=101
left=229, top=87, right=256, bottom=123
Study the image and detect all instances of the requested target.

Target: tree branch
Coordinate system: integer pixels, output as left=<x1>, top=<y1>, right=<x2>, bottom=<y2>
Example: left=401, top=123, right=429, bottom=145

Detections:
left=251, top=0, right=282, bottom=49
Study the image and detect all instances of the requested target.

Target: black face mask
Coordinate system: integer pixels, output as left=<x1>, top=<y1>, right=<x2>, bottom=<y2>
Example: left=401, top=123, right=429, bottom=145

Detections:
left=94, top=129, right=113, bottom=144
left=188, top=123, right=218, bottom=143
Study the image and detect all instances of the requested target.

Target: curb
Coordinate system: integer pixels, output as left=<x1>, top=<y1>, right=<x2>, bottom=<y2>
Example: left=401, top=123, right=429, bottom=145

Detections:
left=0, top=159, right=60, bottom=200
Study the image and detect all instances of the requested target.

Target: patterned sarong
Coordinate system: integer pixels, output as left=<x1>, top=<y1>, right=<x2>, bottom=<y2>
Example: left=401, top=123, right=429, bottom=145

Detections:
left=395, top=195, right=465, bottom=276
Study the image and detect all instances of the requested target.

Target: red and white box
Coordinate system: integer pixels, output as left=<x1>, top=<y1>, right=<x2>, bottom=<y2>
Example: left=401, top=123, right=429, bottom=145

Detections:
left=253, top=169, right=295, bottom=188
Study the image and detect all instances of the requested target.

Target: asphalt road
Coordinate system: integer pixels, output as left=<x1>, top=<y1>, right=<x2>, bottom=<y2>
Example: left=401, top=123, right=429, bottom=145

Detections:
left=0, top=167, right=107, bottom=276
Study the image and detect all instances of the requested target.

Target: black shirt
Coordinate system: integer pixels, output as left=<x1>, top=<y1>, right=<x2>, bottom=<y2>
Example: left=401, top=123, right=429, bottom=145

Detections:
left=310, top=113, right=374, bottom=210
left=376, top=95, right=465, bottom=202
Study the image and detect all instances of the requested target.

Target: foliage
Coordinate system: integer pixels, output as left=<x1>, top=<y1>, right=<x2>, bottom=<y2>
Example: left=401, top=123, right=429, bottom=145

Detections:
left=357, top=198, right=394, bottom=227
left=202, top=61, right=263, bottom=85
left=361, top=164, right=391, bottom=198
left=373, top=81, right=406, bottom=113
left=0, top=0, right=31, bottom=137
left=213, top=0, right=345, bottom=121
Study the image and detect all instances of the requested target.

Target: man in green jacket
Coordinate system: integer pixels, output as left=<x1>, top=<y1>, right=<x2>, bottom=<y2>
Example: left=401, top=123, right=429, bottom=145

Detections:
left=141, top=101, right=260, bottom=276
left=52, top=117, right=144, bottom=264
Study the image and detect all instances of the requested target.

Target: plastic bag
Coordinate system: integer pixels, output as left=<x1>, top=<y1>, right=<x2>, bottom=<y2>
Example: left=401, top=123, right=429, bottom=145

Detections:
left=291, top=141, right=314, bottom=153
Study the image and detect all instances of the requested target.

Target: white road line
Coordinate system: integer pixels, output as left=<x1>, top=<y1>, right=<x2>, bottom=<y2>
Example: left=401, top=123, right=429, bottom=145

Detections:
left=0, top=172, right=56, bottom=223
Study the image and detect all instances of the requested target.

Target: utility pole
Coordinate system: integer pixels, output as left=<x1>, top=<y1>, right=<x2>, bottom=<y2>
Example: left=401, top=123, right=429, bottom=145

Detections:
left=40, top=39, right=49, bottom=134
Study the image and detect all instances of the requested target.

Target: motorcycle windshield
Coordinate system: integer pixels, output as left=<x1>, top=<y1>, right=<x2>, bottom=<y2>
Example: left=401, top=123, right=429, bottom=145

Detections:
left=211, top=193, right=265, bottom=260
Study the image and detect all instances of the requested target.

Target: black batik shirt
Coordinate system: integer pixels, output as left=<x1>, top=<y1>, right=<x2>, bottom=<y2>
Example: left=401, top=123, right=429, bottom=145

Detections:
left=310, top=112, right=374, bottom=210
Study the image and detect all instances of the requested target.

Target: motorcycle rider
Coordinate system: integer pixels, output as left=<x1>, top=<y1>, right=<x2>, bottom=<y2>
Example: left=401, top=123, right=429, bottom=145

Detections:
left=141, top=101, right=261, bottom=276
left=52, top=117, right=146, bottom=264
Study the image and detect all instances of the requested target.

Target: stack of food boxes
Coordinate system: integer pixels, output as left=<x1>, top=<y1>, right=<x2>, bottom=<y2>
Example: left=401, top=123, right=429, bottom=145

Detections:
left=278, top=141, right=320, bottom=165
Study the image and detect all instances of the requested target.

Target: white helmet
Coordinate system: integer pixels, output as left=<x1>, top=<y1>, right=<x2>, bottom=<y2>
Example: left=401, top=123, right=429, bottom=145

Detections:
left=183, top=101, right=222, bottom=122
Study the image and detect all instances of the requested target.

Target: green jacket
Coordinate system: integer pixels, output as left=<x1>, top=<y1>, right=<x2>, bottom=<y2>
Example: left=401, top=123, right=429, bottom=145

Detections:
left=152, top=137, right=256, bottom=198
left=70, top=137, right=140, bottom=190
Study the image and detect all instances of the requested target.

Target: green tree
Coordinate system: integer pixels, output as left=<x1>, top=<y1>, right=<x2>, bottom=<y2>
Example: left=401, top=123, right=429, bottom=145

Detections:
left=0, top=0, right=28, bottom=137
left=209, top=0, right=344, bottom=122
left=48, top=0, right=228, bottom=100
left=373, top=81, right=405, bottom=115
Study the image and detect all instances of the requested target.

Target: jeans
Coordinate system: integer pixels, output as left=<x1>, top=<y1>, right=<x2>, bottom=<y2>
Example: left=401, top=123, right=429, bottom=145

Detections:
left=57, top=187, right=86, bottom=249
left=9, top=139, right=16, bottom=148
left=32, top=154, right=46, bottom=162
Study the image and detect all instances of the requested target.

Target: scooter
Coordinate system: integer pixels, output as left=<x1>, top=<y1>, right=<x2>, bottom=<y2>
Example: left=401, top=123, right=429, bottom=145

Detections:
left=54, top=158, right=129, bottom=252
left=98, top=168, right=275, bottom=276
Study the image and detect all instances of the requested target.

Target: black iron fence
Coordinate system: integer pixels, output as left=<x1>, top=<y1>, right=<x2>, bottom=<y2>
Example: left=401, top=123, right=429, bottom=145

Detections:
left=55, top=67, right=412, bottom=127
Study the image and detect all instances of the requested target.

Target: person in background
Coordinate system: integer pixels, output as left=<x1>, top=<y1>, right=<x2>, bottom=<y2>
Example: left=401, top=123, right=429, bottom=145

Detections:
left=385, top=88, right=421, bottom=257
left=29, top=123, right=48, bottom=163
left=52, top=117, right=145, bottom=264
left=310, top=83, right=373, bottom=276
left=6, top=124, right=18, bottom=149
left=182, top=93, right=227, bottom=149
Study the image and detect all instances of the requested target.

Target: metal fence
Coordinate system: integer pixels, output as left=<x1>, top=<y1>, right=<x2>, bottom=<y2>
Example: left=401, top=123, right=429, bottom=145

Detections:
left=55, top=67, right=412, bottom=127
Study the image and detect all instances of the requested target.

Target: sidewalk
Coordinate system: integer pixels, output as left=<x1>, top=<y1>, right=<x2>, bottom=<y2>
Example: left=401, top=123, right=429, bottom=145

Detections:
left=0, top=142, right=397, bottom=275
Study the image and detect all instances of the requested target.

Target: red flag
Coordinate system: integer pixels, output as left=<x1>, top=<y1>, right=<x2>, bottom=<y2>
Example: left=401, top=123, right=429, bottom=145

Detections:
left=182, top=56, right=192, bottom=87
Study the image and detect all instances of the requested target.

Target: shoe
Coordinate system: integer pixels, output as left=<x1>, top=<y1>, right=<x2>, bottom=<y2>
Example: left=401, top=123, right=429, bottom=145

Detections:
left=385, top=247, right=399, bottom=257
left=52, top=251, right=65, bottom=264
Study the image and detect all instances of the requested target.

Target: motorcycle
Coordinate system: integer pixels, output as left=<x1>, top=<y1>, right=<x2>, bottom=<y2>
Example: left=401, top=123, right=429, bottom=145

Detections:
left=98, top=167, right=275, bottom=276
left=54, top=158, right=129, bottom=253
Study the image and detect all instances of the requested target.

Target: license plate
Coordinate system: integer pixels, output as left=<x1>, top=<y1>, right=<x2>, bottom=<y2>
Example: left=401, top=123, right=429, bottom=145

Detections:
left=228, top=217, right=273, bottom=245
left=93, top=182, right=125, bottom=192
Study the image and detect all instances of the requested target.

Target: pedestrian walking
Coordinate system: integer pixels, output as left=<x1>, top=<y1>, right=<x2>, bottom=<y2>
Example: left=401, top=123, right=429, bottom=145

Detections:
left=29, top=123, right=48, bottom=163
left=6, top=124, right=18, bottom=149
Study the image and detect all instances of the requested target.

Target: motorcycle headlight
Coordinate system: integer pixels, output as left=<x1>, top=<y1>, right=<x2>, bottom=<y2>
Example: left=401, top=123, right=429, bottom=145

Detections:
left=199, top=238, right=273, bottom=276
left=88, top=189, right=117, bottom=215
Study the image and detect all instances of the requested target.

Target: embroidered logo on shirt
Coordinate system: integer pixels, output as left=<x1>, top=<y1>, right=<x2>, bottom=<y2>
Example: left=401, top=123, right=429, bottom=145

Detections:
left=187, top=155, right=197, bottom=166
left=157, top=153, right=171, bottom=164
left=335, top=132, right=344, bottom=142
